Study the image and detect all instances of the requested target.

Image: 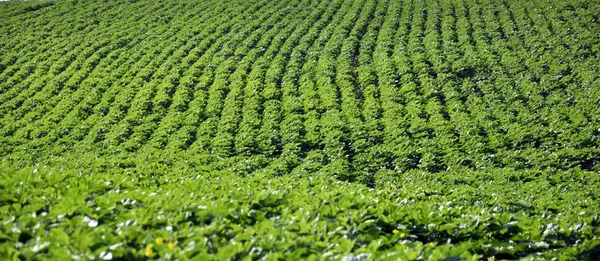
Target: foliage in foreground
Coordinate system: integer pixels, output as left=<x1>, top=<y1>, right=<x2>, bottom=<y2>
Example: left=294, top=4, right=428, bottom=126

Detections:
left=1, top=166, right=599, bottom=260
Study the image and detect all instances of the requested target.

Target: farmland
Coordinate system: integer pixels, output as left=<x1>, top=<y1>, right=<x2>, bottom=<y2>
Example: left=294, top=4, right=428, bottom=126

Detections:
left=1, top=0, right=599, bottom=259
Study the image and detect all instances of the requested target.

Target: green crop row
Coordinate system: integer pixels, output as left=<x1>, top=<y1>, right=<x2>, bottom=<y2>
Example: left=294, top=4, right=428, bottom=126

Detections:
left=3, top=0, right=596, bottom=175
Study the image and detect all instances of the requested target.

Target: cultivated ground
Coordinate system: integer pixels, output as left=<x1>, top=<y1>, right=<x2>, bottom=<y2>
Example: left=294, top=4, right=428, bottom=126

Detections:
left=1, top=0, right=599, bottom=260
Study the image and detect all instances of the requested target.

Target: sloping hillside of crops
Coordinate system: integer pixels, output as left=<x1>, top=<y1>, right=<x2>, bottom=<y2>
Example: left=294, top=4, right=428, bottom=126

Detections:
left=1, top=0, right=599, bottom=260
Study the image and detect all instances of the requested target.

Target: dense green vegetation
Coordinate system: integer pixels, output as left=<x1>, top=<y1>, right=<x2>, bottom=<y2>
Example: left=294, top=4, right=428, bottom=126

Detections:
left=1, top=0, right=599, bottom=259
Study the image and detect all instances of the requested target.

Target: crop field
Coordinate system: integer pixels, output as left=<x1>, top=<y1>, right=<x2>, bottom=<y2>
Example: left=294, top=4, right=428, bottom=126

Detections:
left=1, top=0, right=599, bottom=260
